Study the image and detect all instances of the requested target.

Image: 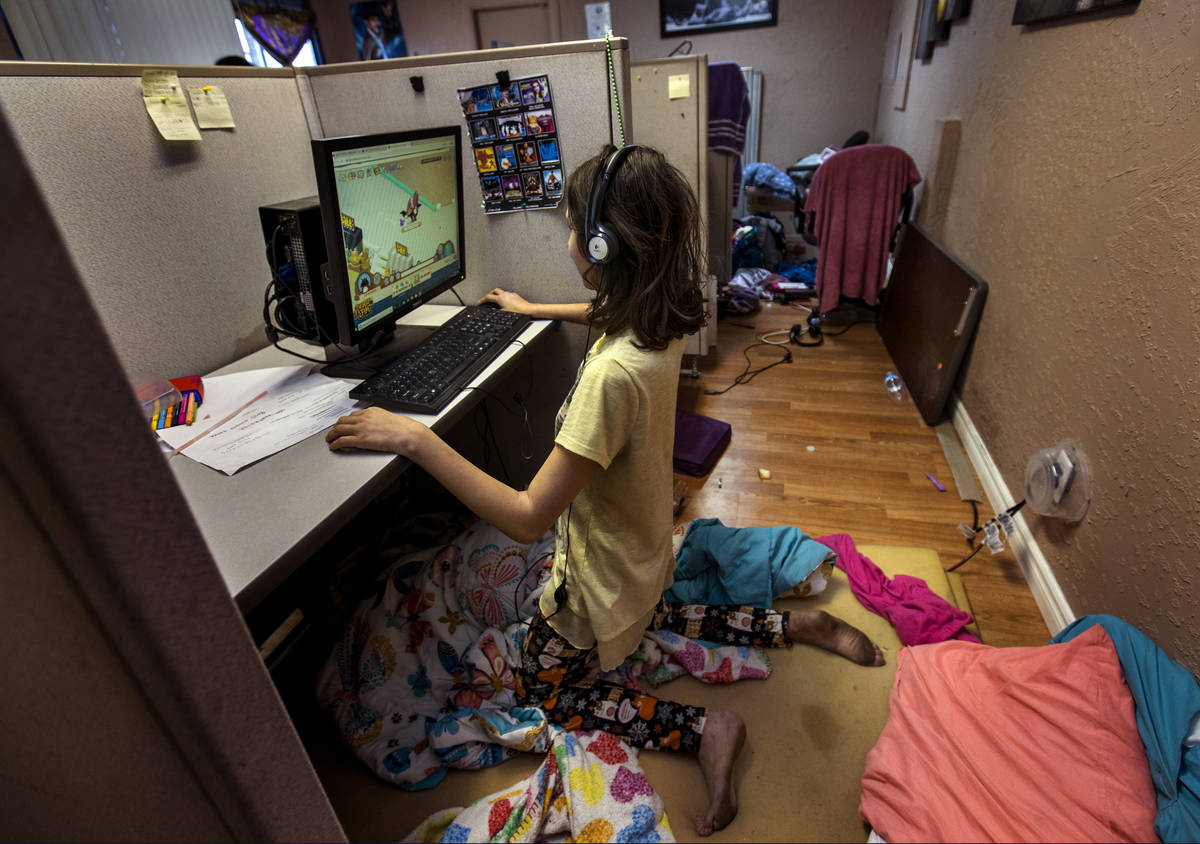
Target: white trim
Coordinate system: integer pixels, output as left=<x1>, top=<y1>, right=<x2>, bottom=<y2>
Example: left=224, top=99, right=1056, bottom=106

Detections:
left=949, top=395, right=1075, bottom=635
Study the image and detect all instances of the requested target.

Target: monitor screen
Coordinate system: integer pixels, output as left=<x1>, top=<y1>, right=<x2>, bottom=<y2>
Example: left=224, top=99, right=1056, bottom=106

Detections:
left=311, top=126, right=465, bottom=348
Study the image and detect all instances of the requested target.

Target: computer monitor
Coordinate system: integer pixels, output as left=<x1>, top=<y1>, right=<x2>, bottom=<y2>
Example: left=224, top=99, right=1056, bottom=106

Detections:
left=311, top=125, right=465, bottom=355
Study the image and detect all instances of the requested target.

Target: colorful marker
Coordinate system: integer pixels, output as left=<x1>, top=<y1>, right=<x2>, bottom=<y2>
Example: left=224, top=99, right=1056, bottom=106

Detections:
left=926, top=473, right=945, bottom=491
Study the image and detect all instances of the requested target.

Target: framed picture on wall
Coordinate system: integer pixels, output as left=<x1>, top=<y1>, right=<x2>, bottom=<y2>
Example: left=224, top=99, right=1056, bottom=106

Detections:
left=349, top=1, right=406, bottom=60
left=1013, top=0, right=1138, bottom=25
left=660, top=0, right=778, bottom=39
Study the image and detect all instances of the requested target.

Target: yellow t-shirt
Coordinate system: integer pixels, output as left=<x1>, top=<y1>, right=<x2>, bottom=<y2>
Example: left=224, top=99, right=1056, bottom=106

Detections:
left=539, top=330, right=684, bottom=670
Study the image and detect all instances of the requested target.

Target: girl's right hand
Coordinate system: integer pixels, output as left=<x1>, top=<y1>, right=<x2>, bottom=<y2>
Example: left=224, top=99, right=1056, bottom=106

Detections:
left=326, top=406, right=429, bottom=457
left=478, top=288, right=531, bottom=314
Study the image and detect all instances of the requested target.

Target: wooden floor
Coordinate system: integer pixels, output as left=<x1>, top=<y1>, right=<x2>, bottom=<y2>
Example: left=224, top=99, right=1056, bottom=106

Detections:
left=676, top=302, right=1048, bottom=648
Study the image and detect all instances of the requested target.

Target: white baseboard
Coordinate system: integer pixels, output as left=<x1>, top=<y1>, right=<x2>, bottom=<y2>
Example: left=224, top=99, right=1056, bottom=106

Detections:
left=949, top=396, right=1075, bottom=635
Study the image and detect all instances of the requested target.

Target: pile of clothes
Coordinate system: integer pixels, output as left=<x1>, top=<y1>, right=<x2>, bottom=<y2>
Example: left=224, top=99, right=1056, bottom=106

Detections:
left=720, top=212, right=817, bottom=316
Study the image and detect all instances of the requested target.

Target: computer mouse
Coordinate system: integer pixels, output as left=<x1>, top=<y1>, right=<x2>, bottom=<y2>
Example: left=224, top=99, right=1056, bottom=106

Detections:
left=479, top=300, right=501, bottom=309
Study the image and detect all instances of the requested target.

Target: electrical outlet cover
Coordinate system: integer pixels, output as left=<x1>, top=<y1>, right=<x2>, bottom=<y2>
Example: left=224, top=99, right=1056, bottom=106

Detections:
left=1025, top=440, right=1090, bottom=522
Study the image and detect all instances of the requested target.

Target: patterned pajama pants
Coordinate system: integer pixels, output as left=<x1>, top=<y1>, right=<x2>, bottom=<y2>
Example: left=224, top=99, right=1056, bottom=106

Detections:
left=515, top=599, right=791, bottom=753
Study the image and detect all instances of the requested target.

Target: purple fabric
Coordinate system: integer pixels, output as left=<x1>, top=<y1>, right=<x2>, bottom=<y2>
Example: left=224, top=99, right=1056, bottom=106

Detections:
left=707, top=62, right=749, bottom=154
left=237, top=5, right=314, bottom=65
left=817, top=533, right=980, bottom=645
left=707, top=61, right=750, bottom=204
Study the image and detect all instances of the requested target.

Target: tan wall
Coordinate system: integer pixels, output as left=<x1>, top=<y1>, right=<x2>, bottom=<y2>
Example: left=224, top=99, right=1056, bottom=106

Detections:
left=311, top=0, right=565, bottom=63
left=311, top=0, right=888, bottom=170
left=557, top=0, right=889, bottom=168
left=875, top=1, right=1200, bottom=672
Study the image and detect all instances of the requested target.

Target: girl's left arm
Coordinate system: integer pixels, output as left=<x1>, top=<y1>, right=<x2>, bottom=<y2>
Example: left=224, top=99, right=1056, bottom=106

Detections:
left=326, top=406, right=597, bottom=543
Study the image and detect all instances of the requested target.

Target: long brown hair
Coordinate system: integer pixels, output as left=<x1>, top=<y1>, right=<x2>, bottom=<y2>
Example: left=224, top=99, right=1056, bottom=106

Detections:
left=566, top=145, right=707, bottom=350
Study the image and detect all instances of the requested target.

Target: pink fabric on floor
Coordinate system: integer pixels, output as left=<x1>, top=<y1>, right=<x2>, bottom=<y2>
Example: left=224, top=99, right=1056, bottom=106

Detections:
left=817, top=533, right=980, bottom=645
left=859, top=626, right=1159, bottom=843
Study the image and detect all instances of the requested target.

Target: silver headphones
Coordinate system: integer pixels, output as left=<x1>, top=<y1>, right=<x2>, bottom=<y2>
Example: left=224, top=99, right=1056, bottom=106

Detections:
left=584, top=145, right=639, bottom=264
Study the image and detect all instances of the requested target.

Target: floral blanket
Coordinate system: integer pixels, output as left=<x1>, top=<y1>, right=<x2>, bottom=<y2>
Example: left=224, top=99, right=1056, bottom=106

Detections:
left=404, top=730, right=674, bottom=843
left=315, top=519, right=824, bottom=791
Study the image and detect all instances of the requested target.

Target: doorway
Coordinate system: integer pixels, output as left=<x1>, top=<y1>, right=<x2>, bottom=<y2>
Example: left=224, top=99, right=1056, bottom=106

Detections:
left=473, top=3, right=551, bottom=49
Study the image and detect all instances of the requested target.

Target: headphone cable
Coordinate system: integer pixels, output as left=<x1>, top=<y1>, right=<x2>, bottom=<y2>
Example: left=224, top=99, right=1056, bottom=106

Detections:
left=547, top=322, right=593, bottom=620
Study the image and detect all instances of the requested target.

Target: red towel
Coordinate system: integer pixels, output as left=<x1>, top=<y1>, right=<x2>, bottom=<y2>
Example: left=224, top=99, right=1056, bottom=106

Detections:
left=804, top=145, right=920, bottom=315
left=818, top=533, right=979, bottom=645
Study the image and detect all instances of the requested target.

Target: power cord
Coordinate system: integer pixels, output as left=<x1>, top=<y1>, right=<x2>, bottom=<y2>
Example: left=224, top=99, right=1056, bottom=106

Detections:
left=703, top=341, right=793, bottom=395
left=946, top=499, right=1025, bottom=572
left=474, top=399, right=511, bottom=485
left=262, top=225, right=382, bottom=371
left=457, top=337, right=535, bottom=461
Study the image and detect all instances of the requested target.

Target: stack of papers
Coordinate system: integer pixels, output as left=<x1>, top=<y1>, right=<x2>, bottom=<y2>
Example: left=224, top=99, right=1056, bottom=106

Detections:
left=156, top=365, right=360, bottom=475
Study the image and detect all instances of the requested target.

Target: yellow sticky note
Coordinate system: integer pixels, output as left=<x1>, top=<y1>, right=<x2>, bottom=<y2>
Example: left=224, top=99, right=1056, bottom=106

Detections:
left=668, top=74, right=690, bottom=100
left=142, top=69, right=200, bottom=141
left=143, top=95, right=201, bottom=141
left=187, top=84, right=236, bottom=129
left=140, top=68, right=180, bottom=98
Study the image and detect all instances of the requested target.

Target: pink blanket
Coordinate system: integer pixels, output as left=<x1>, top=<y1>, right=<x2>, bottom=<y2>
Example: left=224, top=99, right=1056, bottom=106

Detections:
left=860, top=626, right=1158, bottom=842
left=818, top=534, right=979, bottom=645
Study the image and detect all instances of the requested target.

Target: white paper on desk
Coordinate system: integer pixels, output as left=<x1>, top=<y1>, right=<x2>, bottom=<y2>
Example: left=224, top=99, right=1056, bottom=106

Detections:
left=157, top=365, right=360, bottom=475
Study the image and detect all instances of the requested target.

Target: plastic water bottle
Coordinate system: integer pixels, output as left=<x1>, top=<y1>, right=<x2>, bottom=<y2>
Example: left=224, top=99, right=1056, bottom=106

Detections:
left=884, top=371, right=904, bottom=401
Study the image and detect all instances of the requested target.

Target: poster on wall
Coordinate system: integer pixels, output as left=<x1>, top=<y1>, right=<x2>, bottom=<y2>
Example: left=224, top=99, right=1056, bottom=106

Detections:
left=458, top=75, right=564, bottom=214
left=349, top=1, right=406, bottom=60
left=660, top=0, right=778, bottom=38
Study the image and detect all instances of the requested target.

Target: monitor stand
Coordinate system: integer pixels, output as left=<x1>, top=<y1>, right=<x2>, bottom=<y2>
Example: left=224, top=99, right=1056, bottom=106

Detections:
left=319, top=323, right=436, bottom=380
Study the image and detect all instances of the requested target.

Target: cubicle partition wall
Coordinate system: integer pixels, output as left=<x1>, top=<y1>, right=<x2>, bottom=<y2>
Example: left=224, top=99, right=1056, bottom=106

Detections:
left=0, top=40, right=638, bottom=839
left=0, top=95, right=344, bottom=844
left=302, top=42, right=632, bottom=476
left=0, top=64, right=317, bottom=379
left=0, top=39, right=630, bottom=386
left=629, top=54, right=717, bottom=360
left=305, top=42, right=629, bottom=309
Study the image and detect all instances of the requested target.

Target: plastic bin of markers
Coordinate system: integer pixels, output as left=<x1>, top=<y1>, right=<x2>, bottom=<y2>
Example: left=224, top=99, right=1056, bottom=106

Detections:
left=133, top=375, right=183, bottom=428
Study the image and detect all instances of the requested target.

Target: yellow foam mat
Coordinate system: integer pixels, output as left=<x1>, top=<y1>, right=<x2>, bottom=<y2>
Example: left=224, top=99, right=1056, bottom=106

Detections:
left=310, top=546, right=963, bottom=842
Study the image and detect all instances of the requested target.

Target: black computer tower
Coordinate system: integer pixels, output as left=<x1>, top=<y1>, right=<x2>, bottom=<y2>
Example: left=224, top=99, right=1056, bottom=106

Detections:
left=258, top=196, right=338, bottom=345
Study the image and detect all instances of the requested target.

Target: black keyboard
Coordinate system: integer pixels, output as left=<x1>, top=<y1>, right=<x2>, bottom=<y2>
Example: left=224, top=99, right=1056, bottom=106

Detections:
left=349, top=306, right=532, bottom=414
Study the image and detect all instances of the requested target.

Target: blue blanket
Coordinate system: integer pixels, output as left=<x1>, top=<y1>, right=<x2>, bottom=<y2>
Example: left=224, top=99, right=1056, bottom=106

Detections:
left=664, top=518, right=834, bottom=608
left=1053, top=614, right=1200, bottom=843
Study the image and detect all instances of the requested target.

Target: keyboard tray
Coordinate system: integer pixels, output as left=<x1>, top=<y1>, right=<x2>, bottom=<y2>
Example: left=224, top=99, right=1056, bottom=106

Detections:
left=348, top=306, right=532, bottom=415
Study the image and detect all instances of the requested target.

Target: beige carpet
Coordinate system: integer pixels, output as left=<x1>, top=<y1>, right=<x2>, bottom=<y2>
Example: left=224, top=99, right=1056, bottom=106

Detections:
left=307, top=545, right=964, bottom=842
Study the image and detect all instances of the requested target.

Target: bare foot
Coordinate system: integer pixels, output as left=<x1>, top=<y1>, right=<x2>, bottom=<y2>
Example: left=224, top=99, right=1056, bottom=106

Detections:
left=788, top=610, right=886, bottom=666
left=695, top=709, right=745, bottom=837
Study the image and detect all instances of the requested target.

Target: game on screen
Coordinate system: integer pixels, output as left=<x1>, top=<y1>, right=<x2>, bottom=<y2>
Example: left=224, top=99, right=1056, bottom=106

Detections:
left=331, top=136, right=460, bottom=334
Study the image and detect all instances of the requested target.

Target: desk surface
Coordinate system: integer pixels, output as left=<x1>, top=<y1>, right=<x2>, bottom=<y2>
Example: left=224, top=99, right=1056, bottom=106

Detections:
left=168, top=305, right=554, bottom=612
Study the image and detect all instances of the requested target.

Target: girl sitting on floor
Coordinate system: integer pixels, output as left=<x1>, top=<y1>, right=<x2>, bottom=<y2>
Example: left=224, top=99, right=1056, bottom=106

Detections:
left=326, top=143, right=884, bottom=837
